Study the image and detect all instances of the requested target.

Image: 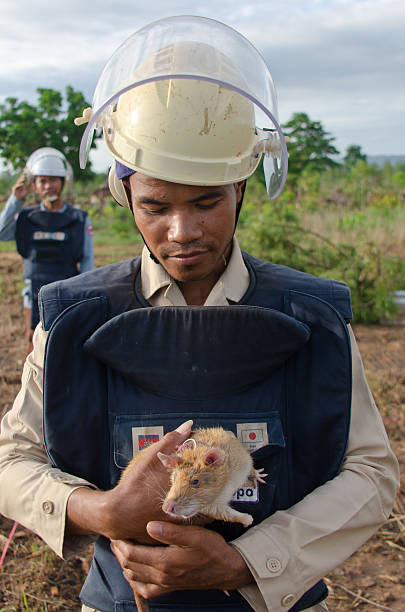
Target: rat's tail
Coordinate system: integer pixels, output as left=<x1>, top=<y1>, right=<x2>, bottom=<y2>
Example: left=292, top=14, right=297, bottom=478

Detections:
left=134, top=590, right=150, bottom=612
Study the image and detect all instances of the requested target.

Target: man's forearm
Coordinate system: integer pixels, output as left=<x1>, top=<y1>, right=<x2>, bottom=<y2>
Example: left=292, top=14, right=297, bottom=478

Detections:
left=0, top=194, right=23, bottom=240
left=66, top=487, right=113, bottom=537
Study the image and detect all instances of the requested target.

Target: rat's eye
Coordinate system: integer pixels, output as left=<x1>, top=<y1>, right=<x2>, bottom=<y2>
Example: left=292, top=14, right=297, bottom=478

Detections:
left=189, top=478, right=201, bottom=488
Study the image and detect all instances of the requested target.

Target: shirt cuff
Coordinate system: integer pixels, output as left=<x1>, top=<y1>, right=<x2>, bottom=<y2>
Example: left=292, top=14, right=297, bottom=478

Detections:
left=32, top=472, right=97, bottom=559
left=232, top=525, right=304, bottom=612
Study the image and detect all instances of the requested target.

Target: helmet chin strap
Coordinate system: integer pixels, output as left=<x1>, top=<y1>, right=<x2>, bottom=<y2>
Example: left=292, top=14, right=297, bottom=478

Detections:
left=235, top=182, right=246, bottom=227
left=124, top=190, right=160, bottom=263
left=121, top=180, right=159, bottom=263
left=144, top=238, right=160, bottom=264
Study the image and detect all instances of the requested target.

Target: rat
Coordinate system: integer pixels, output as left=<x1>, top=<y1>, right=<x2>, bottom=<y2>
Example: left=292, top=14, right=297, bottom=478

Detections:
left=119, top=425, right=267, bottom=611
left=157, top=426, right=267, bottom=527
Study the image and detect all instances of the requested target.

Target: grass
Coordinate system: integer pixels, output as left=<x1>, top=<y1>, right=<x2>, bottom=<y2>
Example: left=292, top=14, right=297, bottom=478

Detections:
left=0, top=242, right=16, bottom=252
left=300, top=205, right=405, bottom=257
left=94, top=243, right=142, bottom=267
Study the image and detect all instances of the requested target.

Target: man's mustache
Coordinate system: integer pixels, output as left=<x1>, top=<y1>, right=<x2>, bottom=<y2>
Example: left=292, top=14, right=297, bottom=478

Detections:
left=161, top=242, right=215, bottom=258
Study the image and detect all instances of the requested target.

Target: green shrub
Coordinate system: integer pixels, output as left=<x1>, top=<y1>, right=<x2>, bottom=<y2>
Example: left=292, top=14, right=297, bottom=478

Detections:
left=238, top=202, right=405, bottom=323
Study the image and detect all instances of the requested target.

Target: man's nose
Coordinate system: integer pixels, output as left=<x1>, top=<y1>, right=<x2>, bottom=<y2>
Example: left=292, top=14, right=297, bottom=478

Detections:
left=167, top=212, right=203, bottom=243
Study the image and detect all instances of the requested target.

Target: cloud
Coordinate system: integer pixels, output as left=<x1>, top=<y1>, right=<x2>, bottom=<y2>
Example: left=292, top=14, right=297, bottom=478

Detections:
left=1, top=0, right=404, bottom=165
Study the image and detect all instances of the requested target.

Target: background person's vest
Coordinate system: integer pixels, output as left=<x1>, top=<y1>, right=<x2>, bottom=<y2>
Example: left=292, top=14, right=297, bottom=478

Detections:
left=40, top=253, right=352, bottom=612
left=15, top=204, right=86, bottom=328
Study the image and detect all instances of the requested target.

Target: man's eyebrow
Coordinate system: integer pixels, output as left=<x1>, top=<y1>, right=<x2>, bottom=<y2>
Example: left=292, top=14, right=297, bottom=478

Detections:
left=137, top=197, right=167, bottom=205
left=137, top=192, right=224, bottom=205
left=187, top=191, right=223, bottom=204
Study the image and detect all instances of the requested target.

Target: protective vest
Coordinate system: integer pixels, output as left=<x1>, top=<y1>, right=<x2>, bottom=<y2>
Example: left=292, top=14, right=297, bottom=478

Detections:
left=15, top=203, right=86, bottom=328
left=40, top=252, right=353, bottom=612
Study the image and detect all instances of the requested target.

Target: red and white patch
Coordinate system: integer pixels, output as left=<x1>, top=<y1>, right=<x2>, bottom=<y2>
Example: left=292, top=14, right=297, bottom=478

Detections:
left=33, top=231, right=66, bottom=241
left=236, top=422, right=269, bottom=452
left=131, top=426, right=164, bottom=455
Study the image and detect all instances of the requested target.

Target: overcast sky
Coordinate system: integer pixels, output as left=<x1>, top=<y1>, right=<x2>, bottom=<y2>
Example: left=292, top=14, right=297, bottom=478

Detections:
left=1, top=0, right=404, bottom=172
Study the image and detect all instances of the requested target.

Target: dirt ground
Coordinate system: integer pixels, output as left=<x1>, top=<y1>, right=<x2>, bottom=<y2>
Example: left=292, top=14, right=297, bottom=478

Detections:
left=0, top=251, right=404, bottom=611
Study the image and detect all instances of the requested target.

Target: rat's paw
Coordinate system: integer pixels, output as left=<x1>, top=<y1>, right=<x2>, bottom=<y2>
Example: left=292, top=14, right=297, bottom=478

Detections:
left=254, top=467, right=268, bottom=484
left=249, top=467, right=268, bottom=487
left=241, top=514, right=254, bottom=527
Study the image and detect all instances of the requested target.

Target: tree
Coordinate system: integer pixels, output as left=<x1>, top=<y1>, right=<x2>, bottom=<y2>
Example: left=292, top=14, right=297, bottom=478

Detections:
left=282, top=112, right=339, bottom=179
left=0, top=86, right=99, bottom=180
left=343, top=144, right=367, bottom=168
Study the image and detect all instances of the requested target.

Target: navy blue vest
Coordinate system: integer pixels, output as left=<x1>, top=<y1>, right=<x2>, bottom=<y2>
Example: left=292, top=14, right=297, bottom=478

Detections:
left=40, top=253, right=352, bottom=612
left=15, top=203, right=86, bottom=328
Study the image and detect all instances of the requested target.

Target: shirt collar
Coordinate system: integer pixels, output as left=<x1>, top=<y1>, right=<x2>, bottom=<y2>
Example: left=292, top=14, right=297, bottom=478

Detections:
left=141, top=236, right=250, bottom=306
left=40, top=202, right=67, bottom=213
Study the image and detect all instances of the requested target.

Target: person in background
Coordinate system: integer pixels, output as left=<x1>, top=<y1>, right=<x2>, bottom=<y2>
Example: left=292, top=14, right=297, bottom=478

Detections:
left=0, top=147, right=94, bottom=353
left=0, top=16, right=399, bottom=612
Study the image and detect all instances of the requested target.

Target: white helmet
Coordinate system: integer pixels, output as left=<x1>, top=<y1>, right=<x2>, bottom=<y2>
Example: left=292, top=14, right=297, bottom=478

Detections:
left=76, top=16, right=288, bottom=205
left=26, top=147, right=73, bottom=181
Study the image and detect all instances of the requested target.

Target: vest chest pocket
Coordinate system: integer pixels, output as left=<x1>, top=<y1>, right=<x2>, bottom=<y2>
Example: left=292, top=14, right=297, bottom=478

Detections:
left=30, top=241, right=65, bottom=263
left=111, top=410, right=286, bottom=528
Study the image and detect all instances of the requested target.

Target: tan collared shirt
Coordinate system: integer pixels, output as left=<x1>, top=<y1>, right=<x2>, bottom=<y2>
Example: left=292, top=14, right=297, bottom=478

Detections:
left=0, top=240, right=399, bottom=612
left=141, top=237, right=250, bottom=306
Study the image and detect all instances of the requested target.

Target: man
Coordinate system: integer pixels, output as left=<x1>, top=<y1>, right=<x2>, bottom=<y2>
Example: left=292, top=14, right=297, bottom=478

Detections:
left=0, top=147, right=94, bottom=353
left=0, top=16, right=399, bottom=612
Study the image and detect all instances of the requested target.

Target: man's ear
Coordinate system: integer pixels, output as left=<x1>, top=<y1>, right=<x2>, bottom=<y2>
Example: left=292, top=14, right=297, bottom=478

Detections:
left=234, top=180, right=246, bottom=198
left=107, top=165, right=131, bottom=208
left=122, top=178, right=133, bottom=212
left=234, top=180, right=246, bottom=226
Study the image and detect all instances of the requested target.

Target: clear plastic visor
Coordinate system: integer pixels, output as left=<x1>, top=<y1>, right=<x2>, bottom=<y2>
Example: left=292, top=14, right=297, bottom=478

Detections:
left=79, top=16, right=287, bottom=198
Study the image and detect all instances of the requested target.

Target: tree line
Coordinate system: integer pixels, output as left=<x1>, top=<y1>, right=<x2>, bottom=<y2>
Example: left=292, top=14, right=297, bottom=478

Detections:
left=0, top=87, right=368, bottom=182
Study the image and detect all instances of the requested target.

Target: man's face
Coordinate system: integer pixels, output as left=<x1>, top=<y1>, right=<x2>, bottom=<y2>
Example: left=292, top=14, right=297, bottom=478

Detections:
left=128, top=173, right=243, bottom=286
left=32, top=176, right=64, bottom=206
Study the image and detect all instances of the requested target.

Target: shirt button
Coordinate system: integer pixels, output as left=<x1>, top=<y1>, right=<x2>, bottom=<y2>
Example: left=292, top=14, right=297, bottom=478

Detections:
left=42, top=500, right=54, bottom=514
left=266, top=558, right=282, bottom=573
left=281, top=594, right=296, bottom=607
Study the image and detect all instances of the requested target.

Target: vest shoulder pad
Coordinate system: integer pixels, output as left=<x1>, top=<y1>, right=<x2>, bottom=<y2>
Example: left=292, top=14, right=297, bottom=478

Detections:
left=16, top=204, right=41, bottom=218
left=39, top=257, right=141, bottom=330
left=63, top=203, right=88, bottom=222
left=243, top=252, right=353, bottom=321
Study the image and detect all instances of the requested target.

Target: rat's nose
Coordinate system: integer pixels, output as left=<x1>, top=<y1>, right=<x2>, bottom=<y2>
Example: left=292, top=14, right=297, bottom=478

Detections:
left=162, top=498, right=177, bottom=515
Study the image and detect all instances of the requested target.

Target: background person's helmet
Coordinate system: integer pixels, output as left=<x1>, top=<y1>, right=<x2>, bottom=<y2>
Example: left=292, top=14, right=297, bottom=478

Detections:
left=26, top=147, right=73, bottom=181
left=76, top=15, right=288, bottom=205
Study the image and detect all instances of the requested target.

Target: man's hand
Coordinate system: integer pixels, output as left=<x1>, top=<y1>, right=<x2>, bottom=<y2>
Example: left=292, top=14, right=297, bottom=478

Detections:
left=12, top=171, right=30, bottom=201
left=66, top=420, right=193, bottom=543
left=110, top=521, right=254, bottom=599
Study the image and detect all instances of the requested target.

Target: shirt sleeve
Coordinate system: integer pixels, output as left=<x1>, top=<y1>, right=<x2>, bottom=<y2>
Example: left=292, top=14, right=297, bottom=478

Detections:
left=0, top=325, right=97, bottom=559
left=232, top=325, right=400, bottom=612
left=79, top=215, right=94, bottom=273
left=0, top=194, right=24, bottom=241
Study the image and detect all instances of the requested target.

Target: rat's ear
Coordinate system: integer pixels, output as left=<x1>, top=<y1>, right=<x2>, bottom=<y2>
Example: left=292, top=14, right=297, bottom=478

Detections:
left=157, top=451, right=183, bottom=469
left=182, top=438, right=197, bottom=450
left=203, top=448, right=225, bottom=467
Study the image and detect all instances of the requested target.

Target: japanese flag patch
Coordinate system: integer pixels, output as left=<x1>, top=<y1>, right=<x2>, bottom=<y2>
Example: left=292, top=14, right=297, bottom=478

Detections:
left=236, top=422, right=269, bottom=453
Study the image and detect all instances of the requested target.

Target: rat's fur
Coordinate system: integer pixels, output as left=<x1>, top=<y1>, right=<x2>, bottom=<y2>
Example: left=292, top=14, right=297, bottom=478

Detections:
left=158, top=426, right=266, bottom=527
